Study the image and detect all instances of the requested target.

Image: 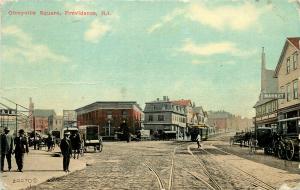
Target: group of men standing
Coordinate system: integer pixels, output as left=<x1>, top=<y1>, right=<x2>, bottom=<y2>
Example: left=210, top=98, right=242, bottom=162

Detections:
left=1, top=127, right=29, bottom=172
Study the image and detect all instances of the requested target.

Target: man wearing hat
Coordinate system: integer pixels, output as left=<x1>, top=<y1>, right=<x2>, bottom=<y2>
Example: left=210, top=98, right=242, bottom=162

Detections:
left=60, top=131, right=72, bottom=172
left=14, top=129, right=29, bottom=172
left=1, top=127, right=14, bottom=172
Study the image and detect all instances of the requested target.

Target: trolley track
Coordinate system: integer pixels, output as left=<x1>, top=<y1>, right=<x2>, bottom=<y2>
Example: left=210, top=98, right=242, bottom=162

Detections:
left=187, top=145, right=223, bottom=190
left=199, top=146, right=277, bottom=190
left=143, top=142, right=186, bottom=190
left=144, top=162, right=165, bottom=190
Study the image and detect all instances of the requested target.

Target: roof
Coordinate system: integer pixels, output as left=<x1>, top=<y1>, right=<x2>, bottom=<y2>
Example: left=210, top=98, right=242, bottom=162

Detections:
left=253, top=98, right=276, bottom=108
left=274, top=37, right=300, bottom=77
left=171, top=99, right=192, bottom=107
left=288, top=37, right=300, bottom=49
left=75, top=101, right=142, bottom=113
left=33, top=109, right=56, bottom=117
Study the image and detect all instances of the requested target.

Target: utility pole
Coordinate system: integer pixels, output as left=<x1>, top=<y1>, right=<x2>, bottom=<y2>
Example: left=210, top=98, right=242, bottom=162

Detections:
left=33, top=116, right=36, bottom=150
left=15, top=104, right=18, bottom=135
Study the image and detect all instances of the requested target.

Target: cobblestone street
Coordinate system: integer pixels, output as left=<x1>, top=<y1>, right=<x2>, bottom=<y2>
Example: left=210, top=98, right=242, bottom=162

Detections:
left=29, top=139, right=300, bottom=190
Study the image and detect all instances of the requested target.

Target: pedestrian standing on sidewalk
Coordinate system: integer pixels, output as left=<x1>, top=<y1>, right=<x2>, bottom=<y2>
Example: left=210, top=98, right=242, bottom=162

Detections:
left=196, top=133, right=201, bottom=149
left=46, top=134, right=53, bottom=152
left=60, top=132, right=72, bottom=172
left=120, top=120, right=130, bottom=143
left=1, top=127, right=14, bottom=172
left=14, top=129, right=29, bottom=172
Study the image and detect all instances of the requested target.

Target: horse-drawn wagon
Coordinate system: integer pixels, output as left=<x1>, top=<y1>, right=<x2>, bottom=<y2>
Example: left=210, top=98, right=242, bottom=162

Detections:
left=79, top=125, right=103, bottom=152
left=246, top=124, right=299, bottom=160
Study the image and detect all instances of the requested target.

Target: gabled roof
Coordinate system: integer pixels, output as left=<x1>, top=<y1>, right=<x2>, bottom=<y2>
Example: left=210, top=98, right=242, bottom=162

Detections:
left=274, top=37, right=300, bottom=77
left=171, top=99, right=192, bottom=107
left=288, top=37, right=300, bottom=49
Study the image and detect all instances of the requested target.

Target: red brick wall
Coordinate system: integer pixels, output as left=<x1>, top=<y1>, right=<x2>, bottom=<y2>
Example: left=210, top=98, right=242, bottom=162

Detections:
left=77, top=108, right=142, bottom=135
left=34, top=117, right=49, bottom=133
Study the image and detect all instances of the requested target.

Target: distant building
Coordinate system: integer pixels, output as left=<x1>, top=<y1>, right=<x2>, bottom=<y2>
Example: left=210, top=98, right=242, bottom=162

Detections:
left=76, top=101, right=143, bottom=138
left=192, top=106, right=208, bottom=128
left=172, top=99, right=193, bottom=128
left=33, top=109, right=56, bottom=133
left=63, top=110, right=77, bottom=128
left=143, top=96, right=186, bottom=140
left=207, top=111, right=233, bottom=132
left=48, top=115, right=63, bottom=132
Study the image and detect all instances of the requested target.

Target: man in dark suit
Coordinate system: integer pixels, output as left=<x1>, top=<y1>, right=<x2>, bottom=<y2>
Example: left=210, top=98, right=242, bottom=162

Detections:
left=1, top=127, right=14, bottom=172
left=14, top=129, right=29, bottom=172
left=120, top=120, right=130, bottom=142
left=60, top=132, right=72, bottom=172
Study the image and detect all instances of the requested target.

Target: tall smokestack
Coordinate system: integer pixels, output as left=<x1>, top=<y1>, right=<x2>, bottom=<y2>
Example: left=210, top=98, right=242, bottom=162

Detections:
left=29, top=97, right=34, bottom=129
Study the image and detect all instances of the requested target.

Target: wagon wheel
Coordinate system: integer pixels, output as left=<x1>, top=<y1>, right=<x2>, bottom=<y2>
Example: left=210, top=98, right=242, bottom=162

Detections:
left=285, top=140, right=295, bottom=161
left=277, top=141, right=285, bottom=159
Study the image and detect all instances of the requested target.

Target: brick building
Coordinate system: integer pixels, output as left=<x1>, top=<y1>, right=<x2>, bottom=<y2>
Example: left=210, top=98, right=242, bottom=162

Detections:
left=76, top=101, right=143, bottom=138
left=33, top=109, right=56, bottom=133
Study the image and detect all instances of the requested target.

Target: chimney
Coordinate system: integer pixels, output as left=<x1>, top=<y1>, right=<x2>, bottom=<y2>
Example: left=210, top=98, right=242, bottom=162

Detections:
left=163, top=96, right=167, bottom=101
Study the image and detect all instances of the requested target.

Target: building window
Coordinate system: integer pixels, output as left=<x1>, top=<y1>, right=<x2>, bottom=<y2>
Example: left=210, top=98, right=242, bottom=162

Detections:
left=268, top=103, right=272, bottom=113
left=256, top=107, right=261, bottom=116
left=293, top=52, right=298, bottom=70
left=287, top=83, right=291, bottom=102
left=287, top=57, right=291, bottom=74
left=272, top=101, right=277, bottom=112
left=122, top=110, right=128, bottom=119
left=107, top=110, right=112, bottom=119
left=148, top=115, right=153, bottom=121
left=280, top=86, right=284, bottom=104
left=158, top=115, right=164, bottom=121
left=293, top=80, right=298, bottom=99
left=262, top=105, right=266, bottom=115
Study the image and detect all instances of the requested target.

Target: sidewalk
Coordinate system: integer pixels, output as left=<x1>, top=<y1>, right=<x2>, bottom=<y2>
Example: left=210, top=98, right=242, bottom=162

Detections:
left=0, top=147, right=93, bottom=190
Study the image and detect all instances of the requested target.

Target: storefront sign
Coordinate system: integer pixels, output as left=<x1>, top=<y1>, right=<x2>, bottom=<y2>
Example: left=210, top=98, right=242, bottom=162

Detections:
left=262, top=93, right=285, bottom=99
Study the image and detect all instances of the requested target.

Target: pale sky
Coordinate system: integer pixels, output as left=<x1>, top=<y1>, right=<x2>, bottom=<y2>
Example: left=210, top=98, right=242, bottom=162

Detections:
left=1, top=0, right=300, bottom=117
